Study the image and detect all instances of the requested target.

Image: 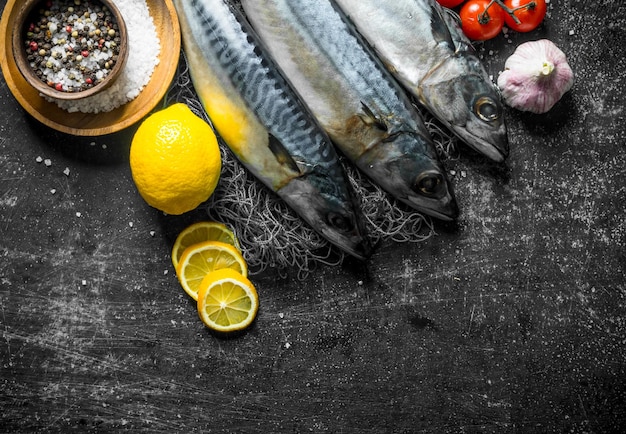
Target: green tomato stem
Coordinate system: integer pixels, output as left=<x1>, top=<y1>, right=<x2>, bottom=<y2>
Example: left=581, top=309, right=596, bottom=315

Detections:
left=478, top=0, right=498, bottom=24
left=490, top=0, right=535, bottom=26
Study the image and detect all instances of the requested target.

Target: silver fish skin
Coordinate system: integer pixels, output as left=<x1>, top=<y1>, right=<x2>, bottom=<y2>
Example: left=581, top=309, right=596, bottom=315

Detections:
left=240, top=0, right=458, bottom=221
left=333, top=0, right=509, bottom=163
left=173, top=0, right=371, bottom=259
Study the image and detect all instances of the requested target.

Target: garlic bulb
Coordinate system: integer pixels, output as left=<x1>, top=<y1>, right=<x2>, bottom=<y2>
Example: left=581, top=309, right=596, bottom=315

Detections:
left=497, top=39, right=574, bottom=114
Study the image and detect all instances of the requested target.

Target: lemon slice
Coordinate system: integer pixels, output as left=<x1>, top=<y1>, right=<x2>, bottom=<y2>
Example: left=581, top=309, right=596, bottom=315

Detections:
left=176, top=241, right=248, bottom=301
left=172, top=221, right=240, bottom=268
left=197, top=268, right=259, bottom=333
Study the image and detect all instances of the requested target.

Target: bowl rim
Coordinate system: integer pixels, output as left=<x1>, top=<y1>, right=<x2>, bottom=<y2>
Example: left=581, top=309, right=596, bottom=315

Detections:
left=11, top=0, right=129, bottom=101
left=0, top=0, right=181, bottom=136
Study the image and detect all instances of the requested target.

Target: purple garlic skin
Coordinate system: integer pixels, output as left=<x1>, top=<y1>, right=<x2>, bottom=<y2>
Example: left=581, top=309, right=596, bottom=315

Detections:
left=497, top=40, right=574, bottom=114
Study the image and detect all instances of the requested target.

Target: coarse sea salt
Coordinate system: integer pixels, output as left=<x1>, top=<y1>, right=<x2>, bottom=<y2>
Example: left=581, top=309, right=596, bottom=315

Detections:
left=47, top=0, right=160, bottom=114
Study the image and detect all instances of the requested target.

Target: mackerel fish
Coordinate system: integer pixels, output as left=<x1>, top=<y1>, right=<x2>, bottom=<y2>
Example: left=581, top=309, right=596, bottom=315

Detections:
left=333, top=0, right=509, bottom=162
left=240, top=0, right=458, bottom=221
left=173, top=0, right=371, bottom=259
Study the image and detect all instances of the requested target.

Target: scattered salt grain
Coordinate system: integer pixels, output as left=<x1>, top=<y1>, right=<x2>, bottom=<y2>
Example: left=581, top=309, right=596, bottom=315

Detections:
left=48, top=0, right=161, bottom=114
left=285, top=342, right=291, bottom=349
left=81, top=279, right=87, bottom=286
left=149, top=230, right=156, bottom=237
left=76, top=212, right=82, bottom=217
left=44, top=159, right=52, bottom=167
left=50, top=189, right=56, bottom=194
left=569, top=29, right=575, bottom=36
left=63, top=167, right=70, bottom=176
left=129, top=221, right=134, bottom=228
left=36, top=156, right=43, bottom=163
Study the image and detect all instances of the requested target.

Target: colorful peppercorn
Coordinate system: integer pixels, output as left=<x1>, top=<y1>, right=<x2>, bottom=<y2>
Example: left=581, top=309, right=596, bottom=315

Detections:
left=22, top=0, right=121, bottom=93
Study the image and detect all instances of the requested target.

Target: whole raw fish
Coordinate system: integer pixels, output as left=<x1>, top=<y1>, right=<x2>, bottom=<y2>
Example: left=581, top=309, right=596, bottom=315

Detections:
left=333, top=0, right=509, bottom=162
left=240, top=0, right=458, bottom=221
left=173, top=0, right=371, bottom=259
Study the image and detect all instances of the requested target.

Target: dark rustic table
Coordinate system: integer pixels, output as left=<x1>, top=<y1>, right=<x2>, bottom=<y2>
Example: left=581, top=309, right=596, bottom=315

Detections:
left=2, top=1, right=625, bottom=432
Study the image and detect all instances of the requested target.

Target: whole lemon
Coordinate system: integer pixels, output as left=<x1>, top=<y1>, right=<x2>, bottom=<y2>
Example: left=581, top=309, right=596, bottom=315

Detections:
left=130, top=103, right=221, bottom=215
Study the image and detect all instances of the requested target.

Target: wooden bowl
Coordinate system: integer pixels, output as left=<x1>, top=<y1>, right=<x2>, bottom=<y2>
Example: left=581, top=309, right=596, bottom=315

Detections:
left=12, top=0, right=128, bottom=101
left=0, top=0, right=181, bottom=136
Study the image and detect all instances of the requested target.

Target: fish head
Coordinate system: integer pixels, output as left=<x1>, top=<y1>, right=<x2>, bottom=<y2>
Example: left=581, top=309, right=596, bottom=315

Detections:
left=418, top=55, right=508, bottom=162
left=359, top=132, right=459, bottom=221
left=279, top=173, right=372, bottom=260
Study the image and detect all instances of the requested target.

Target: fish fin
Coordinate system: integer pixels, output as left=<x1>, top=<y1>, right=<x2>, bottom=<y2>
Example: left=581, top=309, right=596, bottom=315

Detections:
left=359, top=102, right=388, bottom=132
left=440, top=7, right=476, bottom=54
left=268, top=133, right=302, bottom=174
left=429, top=2, right=456, bottom=52
left=441, top=7, right=462, bottom=28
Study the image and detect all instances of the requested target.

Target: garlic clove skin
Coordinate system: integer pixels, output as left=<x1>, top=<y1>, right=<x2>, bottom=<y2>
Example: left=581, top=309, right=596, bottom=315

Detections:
left=497, top=39, right=574, bottom=114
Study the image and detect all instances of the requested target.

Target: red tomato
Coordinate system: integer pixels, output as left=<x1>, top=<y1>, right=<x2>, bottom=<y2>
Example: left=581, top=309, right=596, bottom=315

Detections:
left=435, top=0, right=466, bottom=8
left=460, top=0, right=505, bottom=41
left=503, top=0, right=547, bottom=32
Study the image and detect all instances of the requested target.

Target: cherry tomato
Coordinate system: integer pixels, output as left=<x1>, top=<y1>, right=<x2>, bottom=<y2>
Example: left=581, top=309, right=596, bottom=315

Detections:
left=460, top=0, right=505, bottom=41
left=435, top=0, right=465, bottom=8
left=503, top=0, right=547, bottom=33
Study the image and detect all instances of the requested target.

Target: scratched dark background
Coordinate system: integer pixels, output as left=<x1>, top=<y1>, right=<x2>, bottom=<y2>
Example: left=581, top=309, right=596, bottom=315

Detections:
left=2, top=0, right=625, bottom=432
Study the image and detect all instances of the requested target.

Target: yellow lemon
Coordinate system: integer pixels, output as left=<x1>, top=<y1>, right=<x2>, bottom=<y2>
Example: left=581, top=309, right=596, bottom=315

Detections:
left=176, top=241, right=248, bottom=301
left=197, top=268, right=259, bottom=333
left=130, top=103, right=221, bottom=215
left=171, top=221, right=241, bottom=269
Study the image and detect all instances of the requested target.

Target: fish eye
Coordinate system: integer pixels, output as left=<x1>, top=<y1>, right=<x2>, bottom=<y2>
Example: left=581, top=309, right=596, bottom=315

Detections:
left=415, top=171, right=446, bottom=198
left=327, top=212, right=353, bottom=233
left=474, top=96, right=500, bottom=122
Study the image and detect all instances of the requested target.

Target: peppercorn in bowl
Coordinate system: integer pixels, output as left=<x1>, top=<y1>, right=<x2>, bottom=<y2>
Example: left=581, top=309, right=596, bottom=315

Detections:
left=1, top=0, right=180, bottom=136
left=12, top=0, right=128, bottom=101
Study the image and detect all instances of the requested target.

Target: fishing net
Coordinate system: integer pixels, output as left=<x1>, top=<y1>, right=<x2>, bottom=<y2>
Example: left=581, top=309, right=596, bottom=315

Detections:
left=165, top=52, right=458, bottom=280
